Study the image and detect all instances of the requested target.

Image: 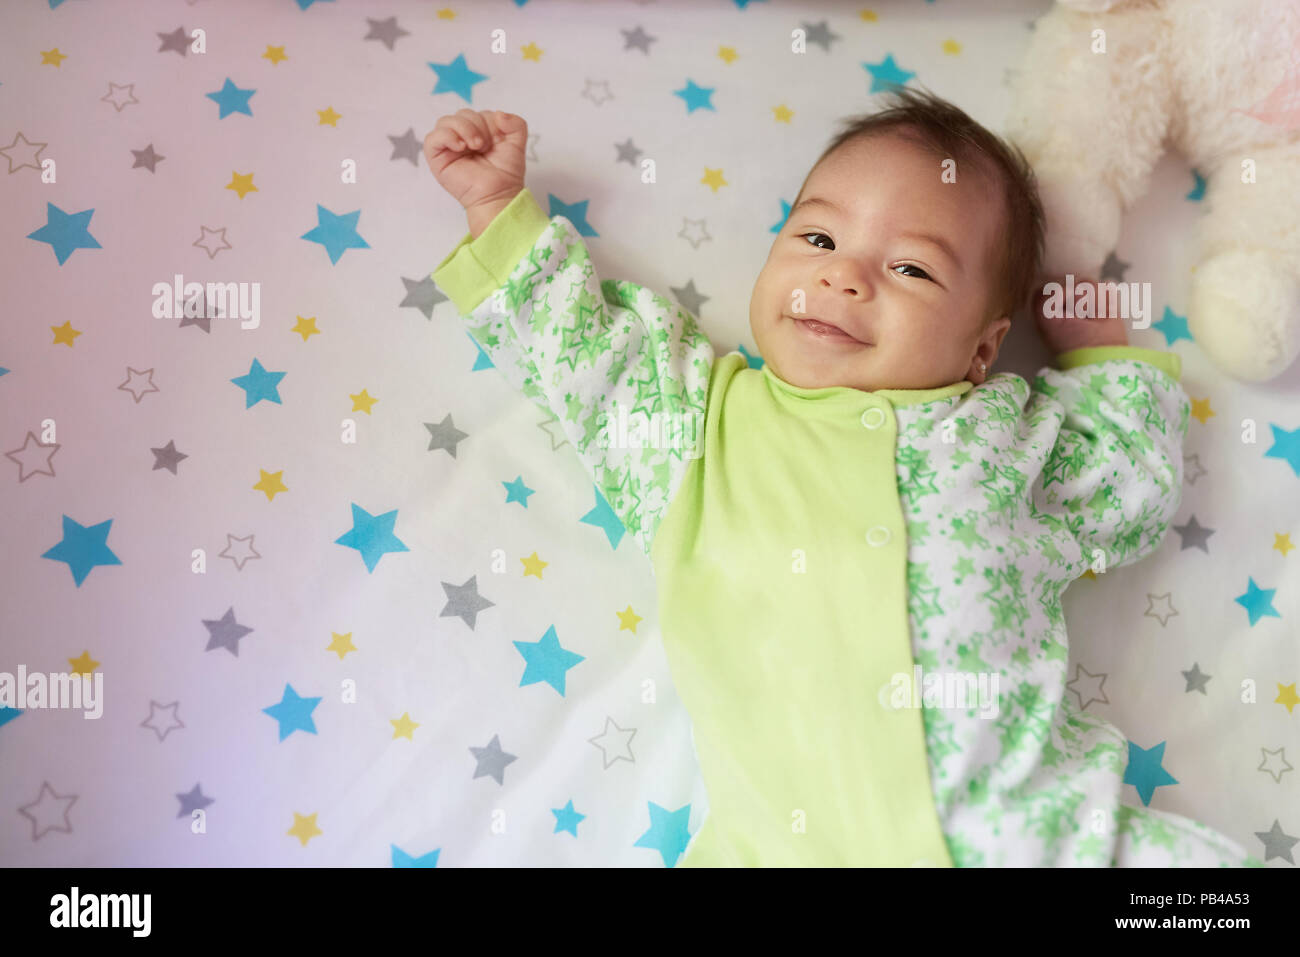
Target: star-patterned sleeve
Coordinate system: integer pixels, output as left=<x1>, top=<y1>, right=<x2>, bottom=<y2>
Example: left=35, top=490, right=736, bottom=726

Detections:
left=430, top=187, right=715, bottom=558
left=1023, top=345, right=1191, bottom=572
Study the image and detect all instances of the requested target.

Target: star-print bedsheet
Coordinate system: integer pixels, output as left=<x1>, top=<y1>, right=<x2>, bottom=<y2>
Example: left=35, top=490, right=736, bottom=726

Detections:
left=1, top=0, right=1296, bottom=868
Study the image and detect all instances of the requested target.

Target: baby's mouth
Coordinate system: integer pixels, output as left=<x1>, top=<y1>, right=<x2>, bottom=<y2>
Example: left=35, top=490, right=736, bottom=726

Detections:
left=790, top=315, right=871, bottom=345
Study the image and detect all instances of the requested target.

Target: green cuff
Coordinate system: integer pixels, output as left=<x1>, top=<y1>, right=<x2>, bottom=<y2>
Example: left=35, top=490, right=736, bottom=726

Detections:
left=1056, top=345, right=1181, bottom=383
left=430, top=188, right=551, bottom=315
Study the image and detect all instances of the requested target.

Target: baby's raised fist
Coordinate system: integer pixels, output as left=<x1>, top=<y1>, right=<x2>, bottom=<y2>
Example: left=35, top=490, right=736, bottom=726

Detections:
left=424, top=109, right=528, bottom=216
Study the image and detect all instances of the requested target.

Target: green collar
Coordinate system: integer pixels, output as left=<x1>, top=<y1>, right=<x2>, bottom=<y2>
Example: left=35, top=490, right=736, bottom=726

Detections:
left=760, top=362, right=973, bottom=409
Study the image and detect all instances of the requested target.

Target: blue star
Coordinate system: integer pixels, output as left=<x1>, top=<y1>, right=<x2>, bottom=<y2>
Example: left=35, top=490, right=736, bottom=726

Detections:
left=428, top=53, right=488, bottom=103
left=27, top=203, right=102, bottom=265
left=230, top=358, right=286, bottom=407
left=262, top=684, right=321, bottom=741
left=301, top=205, right=370, bottom=264
left=552, top=799, right=586, bottom=837
left=391, top=844, right=439, bottom=867
left=545, top=195, right=598, bottom=237
left=1264, top=423, right=1300, bottom=477
left=205, top=78, right=256, bottom=119
left=863, top=54, right=915, bottom=93
left=503, top=475, right=535, bottom=507
left=1152, top=305, right=1193, bottom=346
left=633, top=802, right=694, bottom=867
left=770, top=199, right=793, bottom=234
left=1122, top=740, right=1178, bottom=806
left=513, top=624, right=585, bottom=696
left=737, top=343, right=765, bottom=369
left=41, top=515, right=123, bottom=587
left=0, top=707, right=21, bottom=729
left=470, top=334, right=494, bottom=370
left=1186, top=169, right=1206, bottom=201
left=1234, top=577, right=1281, bottom=626
left=580, top=485, right=625, bottom=549
left=0, top=367, right=8, bottom=376
left=673, top=79, right=716, bottom=114
left=296, top=0, right=335, bottom=8
left=334, top=503, right=410, bottom=573
left=733, top=0, right=768, bottom=7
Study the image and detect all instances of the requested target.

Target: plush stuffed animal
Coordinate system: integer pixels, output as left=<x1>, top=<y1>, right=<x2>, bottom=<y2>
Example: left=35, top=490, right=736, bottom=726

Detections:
left=1006, top=0, right=1300, bottom=382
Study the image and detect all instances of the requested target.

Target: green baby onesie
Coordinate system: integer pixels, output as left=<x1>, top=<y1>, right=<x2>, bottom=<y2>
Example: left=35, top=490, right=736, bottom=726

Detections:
left=433, top=188, right=1258, bottom=867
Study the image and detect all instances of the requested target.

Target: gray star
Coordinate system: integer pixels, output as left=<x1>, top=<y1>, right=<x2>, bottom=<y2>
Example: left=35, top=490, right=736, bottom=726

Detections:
left=621, top=25, right=657, bottom=53
left=176, top=783, right=214, bottom=818
left=469, top=733, right=516, bottom=785
left=1182, top=662, right=1211, bottom=694
left=581, top=79, right=615, bottom=107
left=202, top=606, right=253, bottom=656
left=1184, top=453, right=1207, bottom=485
left=101, top=81, right=139, bottom=112
left=670, top=278, right=709, bottom=318
left=802, top=20, right=841, bottom=52
left=18, top=782, right=77, bottom=840
left=0, top=131, right=49, bottom=173
left=151, top=439, right=188, bottom=474
left=157, top=26, right=190, bottom=55
left=615, top=137, right=643, bottom=166
left=440, top=575, right=494, bottom=629
left=1065, top=663, right=1109, bottom=711
left=1143, top=592, right=1178, bottom=627
left=588, top=716, right=637, bottom=768
left=1099, top=250, right=1130, bottom=282
left=1172, top=514, right=1215, bottom=553
left=131, top=143, right=165, bottom=172
left=1255, top=819, right=1298, bottom=863
left=401, top=275, right=447, bottom=319
left=365, top=16, right=410, bottom=51
left=389, top=127, right=421, bottom=165
left=678, top=217, right=711, bottom=250
left=536, top=410, right=570, bottom=452
left=426, top=413, right=468, bottom=458
left=141, top=700, right=185, bottom=741
left=1259, top=747, right=1293, bottom=784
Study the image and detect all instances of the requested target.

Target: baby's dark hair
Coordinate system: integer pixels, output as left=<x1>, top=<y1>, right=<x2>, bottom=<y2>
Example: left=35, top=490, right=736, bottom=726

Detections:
left=792, top=86, right=1045, bottom=327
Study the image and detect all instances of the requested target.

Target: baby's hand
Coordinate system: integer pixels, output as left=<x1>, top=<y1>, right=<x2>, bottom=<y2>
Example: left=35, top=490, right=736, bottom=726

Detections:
left=424, top=110, right=528, bottom=228
left=1034, top=276, right=1130, bottom=355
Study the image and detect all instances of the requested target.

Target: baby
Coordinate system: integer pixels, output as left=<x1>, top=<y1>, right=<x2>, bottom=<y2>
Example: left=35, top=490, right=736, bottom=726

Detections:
left=424, top=90, right=1255, bottom=867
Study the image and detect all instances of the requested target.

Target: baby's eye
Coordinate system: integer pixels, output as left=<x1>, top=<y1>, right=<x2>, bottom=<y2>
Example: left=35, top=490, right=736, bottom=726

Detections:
left=893, top=263, right=933, bottom=281
left=799, top=232, right=833, bottom=250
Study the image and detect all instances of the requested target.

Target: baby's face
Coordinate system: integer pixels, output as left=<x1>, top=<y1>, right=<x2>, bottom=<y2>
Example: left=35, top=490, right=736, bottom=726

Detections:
left=749, top=131, right=1011, bottom=392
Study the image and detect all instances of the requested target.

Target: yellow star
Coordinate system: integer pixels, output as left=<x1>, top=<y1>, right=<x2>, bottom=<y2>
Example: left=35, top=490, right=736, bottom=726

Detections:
left=288, top=812, right=322, bottom=846
left=718, top=46, right=739, bottom=64
left=942, top=39, right=962, bottom=55
left=350, top=389, right=378, bottom=414
left=1190, top=397, right=1215, bottom=424
left=1277, top=683, right=1300, bottom=714
left=51, top=321, right=82, bottom=346
left=616, top=605, right=643, bottom=633
left=521, top=41, right=543, bottom=61
left=701, top=168, right=728, bottom=193
left=772, top=104, right=794, bottom=123
left=263, top=45, right=288, bottom=65
left=253, top=469, right=288, bottom=502
left=317, top=107, right=342, bottom=127
left=521, top=551, right=548, bottom=579
left=327, top=632, right=356, bottom=659
left=859, top=9, right=879, bottom=22
left=391, top=712, right=419, bottom=740
left=41, top=48, right=67, bottom=66
left=292, top=315, right=320, bottom=341
left=226, top=171, right=258, bottom=199
left=437, top=8, right=456, bottom=19
left=68, top=651, right=100, bottom=676
left=1274, top=533, right=1294, bottom=556
left=1077, top=568, right=1098, bottom=581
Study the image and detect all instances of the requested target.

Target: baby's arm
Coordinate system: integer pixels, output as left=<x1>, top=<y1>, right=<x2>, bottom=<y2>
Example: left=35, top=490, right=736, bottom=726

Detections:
left=425, top=111, right=715, bottom=557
